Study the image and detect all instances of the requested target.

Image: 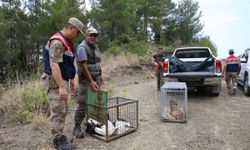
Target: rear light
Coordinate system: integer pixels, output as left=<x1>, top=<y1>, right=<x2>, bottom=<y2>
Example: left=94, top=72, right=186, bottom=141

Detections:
left=215, top=59, right=222, bottom=73
left=163, top=60, right=169, bottom=73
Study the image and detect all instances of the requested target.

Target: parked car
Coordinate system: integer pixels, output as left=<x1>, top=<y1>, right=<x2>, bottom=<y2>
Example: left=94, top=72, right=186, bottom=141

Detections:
left=237, top=49, right=250, bottom=96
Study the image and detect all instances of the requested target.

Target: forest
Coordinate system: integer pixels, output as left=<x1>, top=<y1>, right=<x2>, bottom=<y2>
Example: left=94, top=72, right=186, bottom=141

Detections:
left=0, top=0, right=217, bottom=81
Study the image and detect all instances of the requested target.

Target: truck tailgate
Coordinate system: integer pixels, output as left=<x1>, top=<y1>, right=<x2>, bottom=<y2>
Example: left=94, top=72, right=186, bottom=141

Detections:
left=164, top=72, right=221, bottom=78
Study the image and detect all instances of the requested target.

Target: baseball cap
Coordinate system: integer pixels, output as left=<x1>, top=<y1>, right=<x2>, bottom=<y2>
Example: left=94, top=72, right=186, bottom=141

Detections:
left=68, top=17, right=85, bottom=35
left=86, top=27, right=98, bottom=35
left=229, top=49, right=234, bottom=54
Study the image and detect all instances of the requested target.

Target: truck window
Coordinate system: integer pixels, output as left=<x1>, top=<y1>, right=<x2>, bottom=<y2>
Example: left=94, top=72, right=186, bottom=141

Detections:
left=175, top=49, right=210, bottom=58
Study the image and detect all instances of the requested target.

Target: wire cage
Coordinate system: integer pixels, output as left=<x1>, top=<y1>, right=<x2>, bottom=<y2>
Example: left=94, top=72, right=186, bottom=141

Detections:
left=87, top=89, right=139, bottom=142
left=160, top=82, right=187, bottom=123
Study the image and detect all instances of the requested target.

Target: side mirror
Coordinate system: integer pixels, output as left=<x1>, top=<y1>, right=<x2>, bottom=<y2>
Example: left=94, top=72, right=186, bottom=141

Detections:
left=240, top=58, right=247, bottom=63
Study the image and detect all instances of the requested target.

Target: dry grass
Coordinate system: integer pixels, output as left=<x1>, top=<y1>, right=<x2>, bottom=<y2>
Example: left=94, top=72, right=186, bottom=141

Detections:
left=30, top=113, right=49, bottom=130
left=101, top=53, right=140, bottom=80
left=0, top=80, right=49, bottom=123
left=39, top=147, right=56, bottom=150
left=0, top=84, right=5, bottom=96
left=102, top=82, right=114, bottom=98
left=21, top=80, right=47, bottom=112
left=0, top=84, right=22, bottom=117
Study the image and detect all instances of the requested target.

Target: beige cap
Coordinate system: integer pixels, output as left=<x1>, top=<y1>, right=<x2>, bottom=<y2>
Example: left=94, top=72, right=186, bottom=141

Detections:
left=68, top=17, right=85, bottom=35
left=86, top=27, right=98, bottom=35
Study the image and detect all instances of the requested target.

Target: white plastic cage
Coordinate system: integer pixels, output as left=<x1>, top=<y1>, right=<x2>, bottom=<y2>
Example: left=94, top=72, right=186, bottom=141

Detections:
left=160, top=82, right=187, bottom=123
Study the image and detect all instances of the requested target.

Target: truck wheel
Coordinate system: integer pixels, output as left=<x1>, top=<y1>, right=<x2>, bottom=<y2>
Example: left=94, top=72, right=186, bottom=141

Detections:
left=244, top=75, right=250, bottom=96
left=210, top=85, right=221, bottom=96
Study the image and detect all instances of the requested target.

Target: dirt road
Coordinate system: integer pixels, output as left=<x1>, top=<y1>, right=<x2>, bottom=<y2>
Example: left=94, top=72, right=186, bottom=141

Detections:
left=1, top=70, right=250, bottom=150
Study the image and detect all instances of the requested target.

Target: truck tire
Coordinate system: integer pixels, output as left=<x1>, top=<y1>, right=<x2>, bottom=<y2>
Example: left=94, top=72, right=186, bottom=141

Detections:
left=210, top=85, right=221, bottom=96
left=244, top=75, right=250, bottom=96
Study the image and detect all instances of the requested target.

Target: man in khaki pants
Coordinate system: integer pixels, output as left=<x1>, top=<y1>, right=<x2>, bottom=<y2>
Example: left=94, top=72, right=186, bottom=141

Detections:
left=43, top=17, right=84, bottom=149
left=222, top=49, right=240, bottom=95
left=72, top=27, right=104, bottom=138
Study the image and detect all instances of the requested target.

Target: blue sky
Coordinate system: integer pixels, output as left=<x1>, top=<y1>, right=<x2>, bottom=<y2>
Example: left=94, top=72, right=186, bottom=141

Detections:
left=191, top=0, right=250, bottom=58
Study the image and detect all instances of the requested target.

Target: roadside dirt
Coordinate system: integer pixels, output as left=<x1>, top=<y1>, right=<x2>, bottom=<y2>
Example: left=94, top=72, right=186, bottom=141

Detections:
left=1, top=68, right=250, bottom=150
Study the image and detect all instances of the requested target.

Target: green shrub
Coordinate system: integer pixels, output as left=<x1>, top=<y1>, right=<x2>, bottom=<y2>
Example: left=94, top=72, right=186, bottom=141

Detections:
left=120, top=89, right=134, bottom=99
left=104, top=46, right=123, bottom=56
left=0, top=84, right=5, bottom=96
left=9, top=109, right=33, bottom=123
left=124, top=41, right=148, bottom=56
left=21, top=81, right=47, bottom=112
left=102, top=82, right=114, bottom=98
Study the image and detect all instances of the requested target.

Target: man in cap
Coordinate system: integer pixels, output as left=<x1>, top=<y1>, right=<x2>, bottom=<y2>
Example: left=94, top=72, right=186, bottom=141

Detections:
left=43, top=17, right=84, bottom=149
left=222, top=49, right=240, bottom=95
left=72, top=27, right=103, bottom=138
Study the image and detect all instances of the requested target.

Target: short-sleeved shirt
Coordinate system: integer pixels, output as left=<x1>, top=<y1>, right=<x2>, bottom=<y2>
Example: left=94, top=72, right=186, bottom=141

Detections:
left=49, top=40, right=65, bottom=64
left=76, top=46, right=88, bottom=62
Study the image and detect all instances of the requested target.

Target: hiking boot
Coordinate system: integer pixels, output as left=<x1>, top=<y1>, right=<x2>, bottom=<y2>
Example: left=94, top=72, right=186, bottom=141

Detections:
left=72, top=123, right=84, bottom=138
left=85, top=122, right=96, bottom=134
left=53, top=134, right=77, bottom=150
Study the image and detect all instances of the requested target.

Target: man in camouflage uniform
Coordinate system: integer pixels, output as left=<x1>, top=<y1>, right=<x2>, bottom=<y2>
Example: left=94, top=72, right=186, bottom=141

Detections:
left=43, top=17, right=84, bottom=149
left=72, top=27, right=103, bottom=138
left=222, top=49, right=240, bottom=95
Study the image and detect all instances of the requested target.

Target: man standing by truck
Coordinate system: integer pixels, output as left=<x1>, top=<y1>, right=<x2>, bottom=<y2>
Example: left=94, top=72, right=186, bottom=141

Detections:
left=153, top=47, right=163, bottom=90
left=222, top=49, right=240, bottom=95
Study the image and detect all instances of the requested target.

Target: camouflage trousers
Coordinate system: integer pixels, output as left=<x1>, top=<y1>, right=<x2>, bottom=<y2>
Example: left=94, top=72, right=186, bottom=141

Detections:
left=74, top=75, right=101, bottom=124
left=225, top=72, right=238, bottom=95
left=45, top=75, right=69, bottom=137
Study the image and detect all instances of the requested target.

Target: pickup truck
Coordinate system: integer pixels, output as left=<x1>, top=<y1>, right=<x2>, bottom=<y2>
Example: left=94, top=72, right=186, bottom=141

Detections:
left=162, top=47, right=222, bottom=96
left=237, top=49, right=250, bottom=96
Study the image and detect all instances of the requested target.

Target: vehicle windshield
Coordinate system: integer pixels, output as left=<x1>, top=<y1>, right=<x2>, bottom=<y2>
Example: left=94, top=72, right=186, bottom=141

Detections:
left=175, top=49, right=211, bottom=58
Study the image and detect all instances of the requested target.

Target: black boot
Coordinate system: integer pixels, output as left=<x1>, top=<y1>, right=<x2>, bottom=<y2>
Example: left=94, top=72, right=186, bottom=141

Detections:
left=85, top=122, right=96, bottom=134
left=53, top=134, right=77, bottom=150
left=72, top=123, right=84, bottom=138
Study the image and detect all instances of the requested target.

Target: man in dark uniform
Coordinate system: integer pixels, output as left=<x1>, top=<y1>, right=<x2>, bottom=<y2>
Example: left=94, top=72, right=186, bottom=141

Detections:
left=153, top=47, right=163, bottom=90
left=72, top=27, right=103, bottom=138
left=222, top=49, right=240, bottom=95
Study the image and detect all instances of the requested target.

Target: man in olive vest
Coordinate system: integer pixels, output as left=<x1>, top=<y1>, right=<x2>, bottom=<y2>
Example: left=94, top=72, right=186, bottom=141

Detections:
left=43, top=17, right=84, bottom=149
left=73, top=27, right=103, bottom=138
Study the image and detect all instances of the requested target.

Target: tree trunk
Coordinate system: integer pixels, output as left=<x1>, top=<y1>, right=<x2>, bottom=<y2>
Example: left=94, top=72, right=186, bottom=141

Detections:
left=144, top=12, right=148, bottom=38
left=36, top=43, right=40, bottom=72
